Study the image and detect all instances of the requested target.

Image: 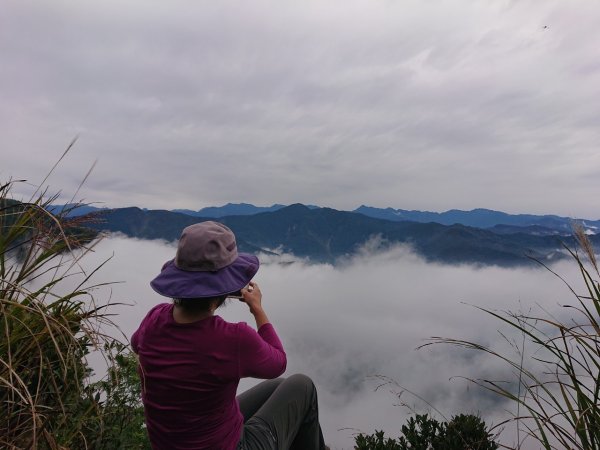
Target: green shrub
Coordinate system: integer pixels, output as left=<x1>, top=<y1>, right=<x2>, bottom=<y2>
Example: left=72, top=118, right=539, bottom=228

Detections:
left=354, top=413, right=499, bottom=450
left=355, top=430, right=403, bottom=450
left=0, top=177, right=149, bottom=448
left=85, top=343, right=150, bottom=449
left=442, top=414, right=499, bottom=450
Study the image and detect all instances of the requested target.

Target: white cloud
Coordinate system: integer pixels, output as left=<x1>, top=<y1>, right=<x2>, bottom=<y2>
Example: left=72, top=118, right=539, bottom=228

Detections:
left=67, top=235, right=587, bottom=449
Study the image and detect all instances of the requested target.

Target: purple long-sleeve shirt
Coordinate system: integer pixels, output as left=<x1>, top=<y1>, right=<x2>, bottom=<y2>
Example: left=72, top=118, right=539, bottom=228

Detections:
left=131, top=303, right=287, bottom=450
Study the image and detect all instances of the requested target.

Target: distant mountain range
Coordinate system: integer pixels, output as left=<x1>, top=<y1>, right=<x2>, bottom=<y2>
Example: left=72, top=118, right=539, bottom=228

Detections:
left=75, top=203, right=599, bottom=267
left=50, top=203, right=600, bottom=230
left=354, top=206, right=600, bottom=233
left=172, top=203, right=287, bottom=217
left=53, top=202, right=599, bottom=235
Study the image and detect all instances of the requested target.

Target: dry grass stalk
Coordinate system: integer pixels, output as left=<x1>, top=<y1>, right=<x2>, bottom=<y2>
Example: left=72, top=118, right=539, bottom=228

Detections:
left=0, top=177, right=120, bottom=449
left=426, top=231, right=600, bottom=449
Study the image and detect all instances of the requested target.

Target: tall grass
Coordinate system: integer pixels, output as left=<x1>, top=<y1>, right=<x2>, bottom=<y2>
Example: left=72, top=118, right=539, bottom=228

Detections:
left=428, top=228, right=600, bottom=449
left=0, top=177, right=131, bottom=449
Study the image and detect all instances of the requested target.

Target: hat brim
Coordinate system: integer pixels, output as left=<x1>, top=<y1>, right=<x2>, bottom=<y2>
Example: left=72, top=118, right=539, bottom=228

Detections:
left=150, top=253, right=259, bottom=299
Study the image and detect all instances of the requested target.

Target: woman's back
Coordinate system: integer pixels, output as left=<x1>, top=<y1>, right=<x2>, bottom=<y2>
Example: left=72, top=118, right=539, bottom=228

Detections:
left=132, top=303, right=286, bottom=450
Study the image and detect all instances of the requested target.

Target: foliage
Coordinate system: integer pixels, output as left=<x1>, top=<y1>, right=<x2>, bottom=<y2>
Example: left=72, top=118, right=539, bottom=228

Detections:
left=355, top=430, right=402, bottom=450
left=441, top=414, right=499, bottom=450
left=86, top=343, right=150, bottom=449
left=428, top=226, right=600, bottom=449
left=0, top=177, right=149, bottom=449
left=354, top=413, right=499, bottom=450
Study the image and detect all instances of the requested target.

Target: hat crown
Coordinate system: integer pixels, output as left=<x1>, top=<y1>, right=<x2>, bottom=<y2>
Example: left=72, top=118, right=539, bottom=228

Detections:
left=175, top=221, right=238, bottom=271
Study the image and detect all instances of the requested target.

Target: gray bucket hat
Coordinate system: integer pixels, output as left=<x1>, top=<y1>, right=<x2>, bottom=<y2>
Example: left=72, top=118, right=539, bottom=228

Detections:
left=150, top=221, right=259, bottom=298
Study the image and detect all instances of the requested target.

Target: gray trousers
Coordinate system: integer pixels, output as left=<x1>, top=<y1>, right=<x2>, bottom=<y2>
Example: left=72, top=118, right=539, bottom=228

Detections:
left=236, top=374, right=326, bottom=450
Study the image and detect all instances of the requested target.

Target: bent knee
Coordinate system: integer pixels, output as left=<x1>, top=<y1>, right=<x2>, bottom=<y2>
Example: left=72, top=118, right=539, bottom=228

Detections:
left=287, top=373, right=316, bottom=390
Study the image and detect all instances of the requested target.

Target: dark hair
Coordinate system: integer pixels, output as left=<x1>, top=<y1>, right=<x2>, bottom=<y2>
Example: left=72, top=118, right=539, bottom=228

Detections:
left=173, top=295, right=227, bottom=313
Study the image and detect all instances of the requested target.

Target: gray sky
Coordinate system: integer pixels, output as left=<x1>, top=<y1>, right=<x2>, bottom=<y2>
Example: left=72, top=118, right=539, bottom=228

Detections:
left=2, top=0, right=599, bottom=218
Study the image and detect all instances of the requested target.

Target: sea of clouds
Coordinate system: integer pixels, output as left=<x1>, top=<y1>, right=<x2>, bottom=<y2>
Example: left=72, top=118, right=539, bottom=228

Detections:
left=67, top=235, right=587, bottom=449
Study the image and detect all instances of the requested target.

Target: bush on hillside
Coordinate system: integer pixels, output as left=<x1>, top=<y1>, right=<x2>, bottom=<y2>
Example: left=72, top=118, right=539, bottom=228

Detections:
left=0, top=179, right=148, bottom=448
left=86, top=342, right=150, bottom=449
left=354, top=413, right=499, bottom=450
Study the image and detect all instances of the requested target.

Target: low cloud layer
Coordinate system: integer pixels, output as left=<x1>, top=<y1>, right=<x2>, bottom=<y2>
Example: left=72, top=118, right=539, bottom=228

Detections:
left=68, top=235, right=586, bottom=449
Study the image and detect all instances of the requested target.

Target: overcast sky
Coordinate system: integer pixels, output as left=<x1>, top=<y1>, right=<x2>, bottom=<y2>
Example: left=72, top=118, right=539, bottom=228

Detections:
left=2, top=0, right=599, bottom=218
left=70, top=236, right=582, bottom=449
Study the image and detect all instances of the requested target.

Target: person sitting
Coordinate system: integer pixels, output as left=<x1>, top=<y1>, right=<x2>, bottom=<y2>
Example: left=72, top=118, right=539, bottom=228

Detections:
left=132, top=221, right=327, bottom=450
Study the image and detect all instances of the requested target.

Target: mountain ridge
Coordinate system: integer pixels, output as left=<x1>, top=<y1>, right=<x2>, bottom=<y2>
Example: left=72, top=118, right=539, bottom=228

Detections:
left=51, top=202, right=599, bottom=235
left=84, top=203, right=598, bottom=267
left=353, top=205, right=600, bottom=232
